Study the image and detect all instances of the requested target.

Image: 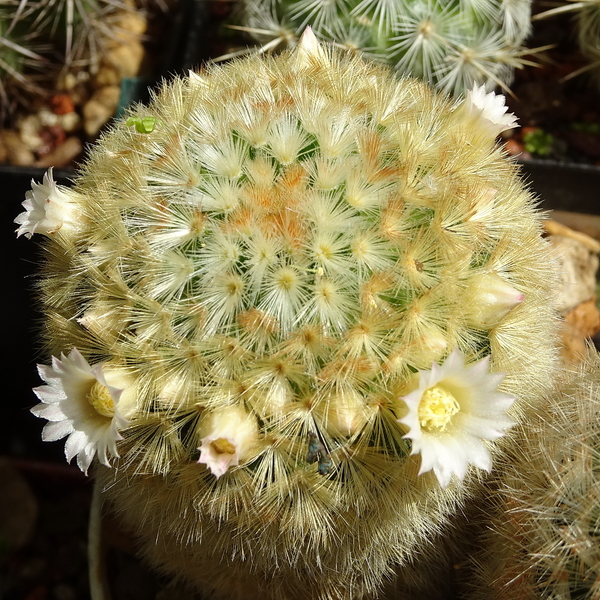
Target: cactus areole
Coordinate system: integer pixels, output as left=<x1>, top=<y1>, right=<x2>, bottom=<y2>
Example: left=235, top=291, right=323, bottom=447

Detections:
left=20, top=31, right=558, bottom=600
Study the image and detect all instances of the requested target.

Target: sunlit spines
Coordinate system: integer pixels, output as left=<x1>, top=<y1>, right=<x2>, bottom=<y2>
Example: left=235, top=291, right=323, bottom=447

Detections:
left=466, top=350, right=600, bottom=600
left=23, top=37, right=561, bottom=600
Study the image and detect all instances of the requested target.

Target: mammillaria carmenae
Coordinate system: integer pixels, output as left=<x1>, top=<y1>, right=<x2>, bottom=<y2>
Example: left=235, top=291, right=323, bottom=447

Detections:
left=19, top=30, right=559, bottom=600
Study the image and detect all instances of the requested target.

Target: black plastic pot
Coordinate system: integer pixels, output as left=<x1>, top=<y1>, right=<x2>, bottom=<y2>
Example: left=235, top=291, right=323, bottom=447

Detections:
left=519, top=159, right=600, bottom=214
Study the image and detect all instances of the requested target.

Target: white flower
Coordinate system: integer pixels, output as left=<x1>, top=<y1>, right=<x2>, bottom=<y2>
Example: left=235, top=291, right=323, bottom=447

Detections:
left=463, top=84, right=519, bottom=138
left=198, top=406, right=258, bottom=478
left=15, top=167, right=75, bottom=238
left=398, top=350, right=515, bottom=488
left=31, top=348, right=130, bottom=474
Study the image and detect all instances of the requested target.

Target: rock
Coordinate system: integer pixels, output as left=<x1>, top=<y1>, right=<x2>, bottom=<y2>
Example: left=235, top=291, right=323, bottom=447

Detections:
left=94, top=65, right=122, bottom=87
left=1, top=129, right=36, bottom=165
left=0, top=131, right=7, bottom=162
left=102, top=6, right=147, bottom=78
left=545, top=229, right=599, bottom=315
left=561, top=297, right=600, bottom=364
left=113, top=8, right=147, bottom=38
left=544, top=218, right=600, bottom=252
left=104, top=42, right=146, bottom=78
left=49, top=94, right=76, bottom=116
left=35, top=136, right=83, bottom=168
left=565, top=297, right=600, bottom=338
left=544, top=219, right=600, bottom=363
left=550, top=210, right=600, bottom=243
left=83, top=85, right=121, bottom=137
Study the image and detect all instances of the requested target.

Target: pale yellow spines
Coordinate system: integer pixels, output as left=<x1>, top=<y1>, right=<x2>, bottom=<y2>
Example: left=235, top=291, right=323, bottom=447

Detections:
left=33, top=38, right=560, bottom=600
left=465, top=349, right=600, bottom=600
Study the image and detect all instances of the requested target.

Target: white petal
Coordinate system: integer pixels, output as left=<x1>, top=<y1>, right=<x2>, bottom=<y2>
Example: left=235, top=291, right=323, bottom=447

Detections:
left=31, top=402, right=68, bottom=422
left=397, top=349, right=515, bottom=487
left=76, top=444, right=96, bottom=474
left=461, top=437, right=492, bottom=472
left=42, top=419, right=74, bottom=442
left=65, top=430, right=88, bottom=462
left=31, top=348, right=131, bottom=474
left=33, top=385, right=65, bottom=404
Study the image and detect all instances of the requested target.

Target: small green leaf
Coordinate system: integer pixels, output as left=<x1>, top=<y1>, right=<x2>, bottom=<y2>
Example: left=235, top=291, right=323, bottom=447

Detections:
left=126, top=116, right=160, bottom=134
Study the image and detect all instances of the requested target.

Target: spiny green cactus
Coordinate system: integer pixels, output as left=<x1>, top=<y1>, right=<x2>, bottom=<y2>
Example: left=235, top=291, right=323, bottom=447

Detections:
left=466, top=348, right=600, bottom=600
left=19, top=32, right=560, bottom=600
left=31, top=0, right=121, bottom=69
left=235, top=0, right=535, bottom=95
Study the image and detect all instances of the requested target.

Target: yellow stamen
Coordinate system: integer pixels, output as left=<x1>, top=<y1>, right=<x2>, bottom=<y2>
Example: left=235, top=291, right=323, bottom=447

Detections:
left=87, top=380, right=115, bottom=418
left=418, top=386, right=460, bottom=432
left=210, top=438, right=236, bottom=455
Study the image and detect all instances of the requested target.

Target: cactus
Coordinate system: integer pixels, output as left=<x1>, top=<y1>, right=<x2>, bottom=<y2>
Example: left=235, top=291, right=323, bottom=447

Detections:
left=19, top=33, right=560, bottom=600
left=23, top=0, right=116, bottom=70
left=235, top=0, right=536, bottom=95
left=0, top=3, right=49, bottom=120
left=466, top=348, right=600, bottom=600
left=0, top=0, right=121, bottom=123
left=534, top=0, right=600, bottom=87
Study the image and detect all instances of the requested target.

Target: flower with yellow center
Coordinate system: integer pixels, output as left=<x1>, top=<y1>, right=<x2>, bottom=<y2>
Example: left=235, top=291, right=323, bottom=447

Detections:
left=31, top=348, right=130, bottom=474
left=197, top=405, right=259, bottom=478
left=398, top=350, right=515, bottom=488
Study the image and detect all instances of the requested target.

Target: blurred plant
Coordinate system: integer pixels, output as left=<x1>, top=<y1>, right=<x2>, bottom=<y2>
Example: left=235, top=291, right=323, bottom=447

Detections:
left=0, top=1, right=49, bottom=120
left=30, top=0, right=120, bottom=70
left=534, top=0, right=600, bottom=85
left=232, top=0, right=542, bottom=95
left=19, top=32, right=560, bottom=600
left=522, top=127, right=555, bottom=156
left=0, top=0, right=147, bottom=124
left=572, top=120, right=600, bottom=133
left=466, top=348, right=600, bottom=600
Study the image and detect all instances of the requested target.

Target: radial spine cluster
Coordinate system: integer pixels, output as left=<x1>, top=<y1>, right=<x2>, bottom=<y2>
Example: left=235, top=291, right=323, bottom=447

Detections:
left=23, top=35, right=560, bottom=600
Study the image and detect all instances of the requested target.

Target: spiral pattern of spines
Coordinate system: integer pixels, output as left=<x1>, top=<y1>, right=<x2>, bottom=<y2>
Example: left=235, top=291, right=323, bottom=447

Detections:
left=31, top=41, right=560, bottom=599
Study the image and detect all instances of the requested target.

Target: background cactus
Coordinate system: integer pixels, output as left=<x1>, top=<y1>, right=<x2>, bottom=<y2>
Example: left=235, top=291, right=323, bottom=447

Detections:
left=465, top=348, right=600, bottom=600
left=22, top=35, right=561, bottom=600
left=0, top=2, right=49, bottom=120
left=0, top=0, right=143, bottom=126
left=534, top=0, right=600, bottom=88
left=234, top=0, right=535, bottom=95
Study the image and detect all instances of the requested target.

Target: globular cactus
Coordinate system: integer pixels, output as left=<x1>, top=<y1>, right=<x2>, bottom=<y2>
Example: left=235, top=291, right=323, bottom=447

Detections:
left=31, top=0, right=125, bottom=70
left=465, top=348, right=600, bottom=600
left=19, top=32, right=560, bottom=600
left=236, top=0, right=535, bottom=95
left=577, top=1, right=600, bottom=76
